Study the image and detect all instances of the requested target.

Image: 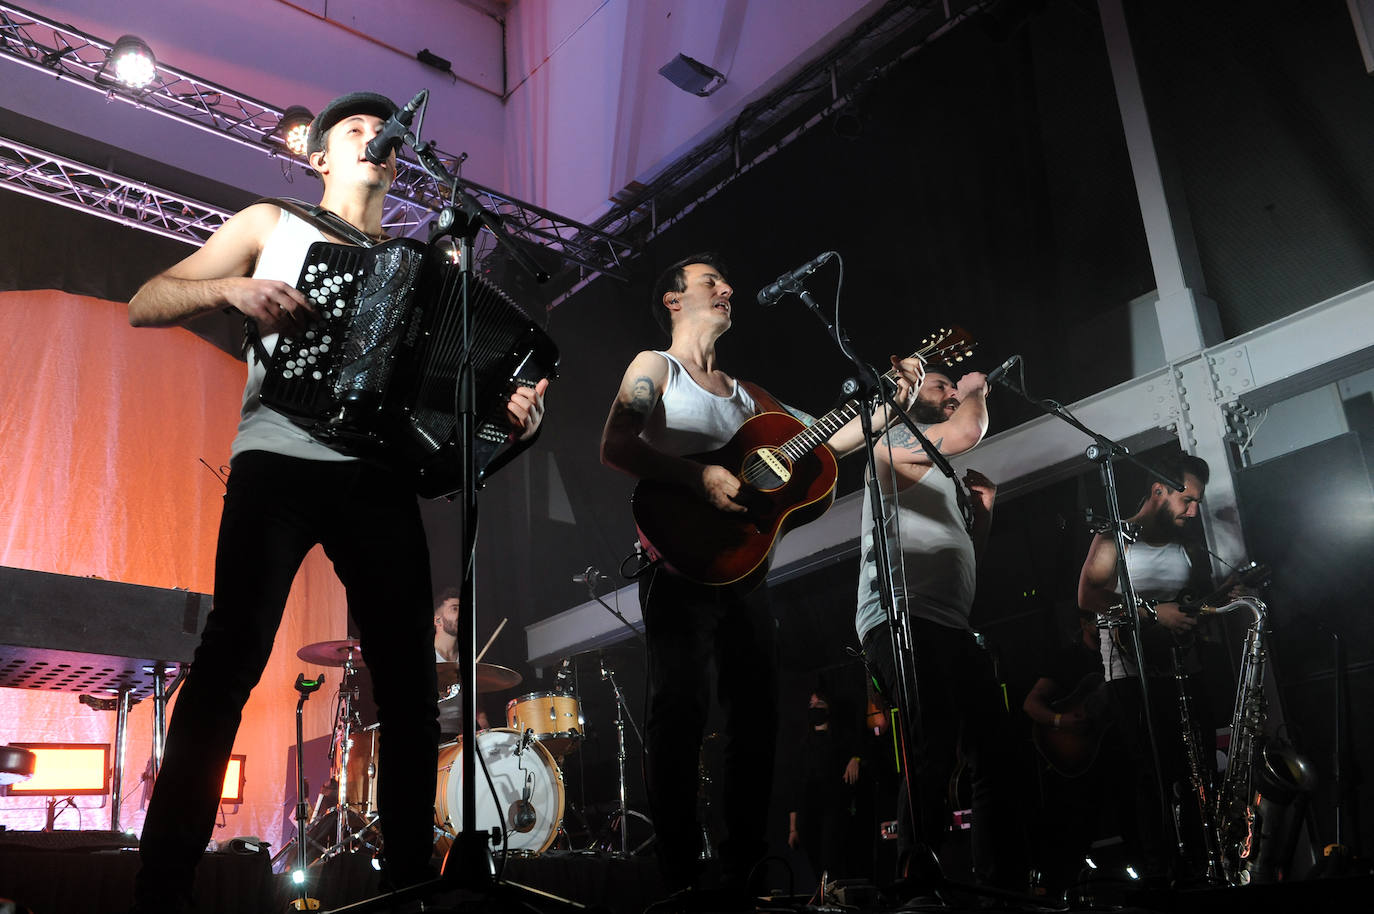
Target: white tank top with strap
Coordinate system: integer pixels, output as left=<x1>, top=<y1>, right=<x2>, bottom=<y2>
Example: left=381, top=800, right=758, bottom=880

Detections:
left=638, top=351, right=757, bottom=457
left=231, top=208, right=354, bottom=462
left=1100, top=540, right=1193, bottom=680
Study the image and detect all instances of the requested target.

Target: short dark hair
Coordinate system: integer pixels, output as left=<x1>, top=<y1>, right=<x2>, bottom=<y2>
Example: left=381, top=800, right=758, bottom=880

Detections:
left=649, top=252, right=729, bottom=338
left=1153, top=451, right=1210, bottom=493
left=433, top=586, right=461, bottom=612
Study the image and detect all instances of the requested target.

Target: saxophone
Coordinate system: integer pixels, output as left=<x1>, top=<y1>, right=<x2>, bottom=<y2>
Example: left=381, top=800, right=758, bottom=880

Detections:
left=1206, top=595, right=1314, bottom=885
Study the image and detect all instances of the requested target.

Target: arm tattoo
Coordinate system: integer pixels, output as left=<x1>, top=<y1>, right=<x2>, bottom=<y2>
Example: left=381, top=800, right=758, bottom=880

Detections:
left=884, top=423, right=942, bottom=454
left=783, top=403, right=816, bottom=427
left=626, top=376, right=658, bottom=415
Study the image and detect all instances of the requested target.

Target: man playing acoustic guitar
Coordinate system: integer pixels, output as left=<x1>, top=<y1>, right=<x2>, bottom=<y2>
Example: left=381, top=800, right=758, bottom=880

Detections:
left=600, top=253, right=924, bottom=908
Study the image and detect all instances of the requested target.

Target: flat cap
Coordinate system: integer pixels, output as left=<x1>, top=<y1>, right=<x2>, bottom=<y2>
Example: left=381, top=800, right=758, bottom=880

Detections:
left=306, top=91, right=397, bottom=156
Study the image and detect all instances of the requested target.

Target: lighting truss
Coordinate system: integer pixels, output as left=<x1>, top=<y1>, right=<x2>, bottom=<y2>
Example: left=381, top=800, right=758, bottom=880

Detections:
left=0, top=133, right=232, bottom=245
left=0, top=2, right=634, bottom=282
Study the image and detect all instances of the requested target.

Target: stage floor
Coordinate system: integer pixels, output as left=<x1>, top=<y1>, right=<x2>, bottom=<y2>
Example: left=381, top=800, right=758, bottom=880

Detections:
left=0, top=832, right=1370, bottom=914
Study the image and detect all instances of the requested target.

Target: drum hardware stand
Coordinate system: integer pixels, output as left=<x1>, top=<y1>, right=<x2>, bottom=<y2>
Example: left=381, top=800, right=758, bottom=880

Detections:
left=326, top=93, right=586, bottom=914
left=599, top=653, right=651, bottom=857
left=289, top=672, right=325, bottom=911
left=989, top=357, right=1195, bottom=874
left=284, top=650, right=381, bottom=873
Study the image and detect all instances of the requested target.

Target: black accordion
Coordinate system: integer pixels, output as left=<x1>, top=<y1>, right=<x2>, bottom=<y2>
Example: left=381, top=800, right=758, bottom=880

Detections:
left=259, top=238, right=558, bottom=497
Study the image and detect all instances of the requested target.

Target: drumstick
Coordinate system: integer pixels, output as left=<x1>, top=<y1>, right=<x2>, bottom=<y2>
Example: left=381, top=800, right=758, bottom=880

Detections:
left=475, top=617, right=508, bottom=664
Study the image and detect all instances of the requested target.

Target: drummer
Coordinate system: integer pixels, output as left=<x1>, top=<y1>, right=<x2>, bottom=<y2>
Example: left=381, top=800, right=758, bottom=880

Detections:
left=433, top=587, right=490, bottom=730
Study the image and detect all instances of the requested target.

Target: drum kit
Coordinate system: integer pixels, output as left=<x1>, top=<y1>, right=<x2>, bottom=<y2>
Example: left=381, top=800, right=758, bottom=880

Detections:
left=281, top=638, right=640, bottom=869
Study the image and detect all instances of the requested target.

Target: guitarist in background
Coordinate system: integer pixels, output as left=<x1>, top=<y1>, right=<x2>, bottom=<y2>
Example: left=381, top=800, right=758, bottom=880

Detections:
left=1022, top=610, right=1118, bottom=893
left=854, top=365, right=1028, bottom=891
left=600, top=253, right=924, bottom=907
left=1077, top=452, right=1214, bottom=884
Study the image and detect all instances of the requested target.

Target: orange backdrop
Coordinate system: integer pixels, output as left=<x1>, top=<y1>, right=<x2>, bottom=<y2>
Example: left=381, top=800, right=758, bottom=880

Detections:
left=0, top=289, right=345, bottom=849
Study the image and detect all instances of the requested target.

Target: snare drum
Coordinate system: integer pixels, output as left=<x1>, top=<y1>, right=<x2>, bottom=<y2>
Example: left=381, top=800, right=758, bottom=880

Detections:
left=433, top=728, right=564, bottom=854
left=505, top=690, right=582, bottom=759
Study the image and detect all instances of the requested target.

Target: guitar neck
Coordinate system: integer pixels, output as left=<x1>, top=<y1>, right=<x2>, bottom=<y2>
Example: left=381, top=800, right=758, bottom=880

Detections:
left=780, top=363, right=903, bottom=460
left=773, top=328, right=975, bottom=460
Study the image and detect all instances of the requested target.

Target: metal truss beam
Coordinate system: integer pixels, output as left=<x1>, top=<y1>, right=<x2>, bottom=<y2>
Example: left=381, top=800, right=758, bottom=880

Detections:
left=0, top=2, right=633, bottom=281
left=0, top=133, right=232, bottom=245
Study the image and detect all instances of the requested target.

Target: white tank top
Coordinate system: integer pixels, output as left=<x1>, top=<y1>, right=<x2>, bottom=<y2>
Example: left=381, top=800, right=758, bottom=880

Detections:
left=231, top=209, right=354, bottom=462
left=1100, top=540, right=1193, bottom=680
left=638, top=351, right=756, bottom=456
left=855, top=465, right=976, bottom=639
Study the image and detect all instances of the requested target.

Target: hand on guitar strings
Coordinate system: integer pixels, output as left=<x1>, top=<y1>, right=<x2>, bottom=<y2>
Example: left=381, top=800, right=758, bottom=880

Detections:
left=698, top=463, right=748, bottom=514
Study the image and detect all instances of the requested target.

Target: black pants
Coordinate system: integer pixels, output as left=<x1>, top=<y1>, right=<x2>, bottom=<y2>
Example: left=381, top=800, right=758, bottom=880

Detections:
left=136, top=451, right=440, bottom=910
left=640, top=568, right=778, bottom=892
left=1107, top=673, right=1216, bottom=880
left=862, top=620, right=1025, bottom=889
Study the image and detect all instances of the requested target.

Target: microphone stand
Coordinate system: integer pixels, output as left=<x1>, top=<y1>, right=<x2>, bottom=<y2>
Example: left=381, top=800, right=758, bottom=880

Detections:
left=784, top=282, right=1033, bottom=905
left=327, top=106, right=587, bottom=914
left=987, top=364, right=1188, bottom=872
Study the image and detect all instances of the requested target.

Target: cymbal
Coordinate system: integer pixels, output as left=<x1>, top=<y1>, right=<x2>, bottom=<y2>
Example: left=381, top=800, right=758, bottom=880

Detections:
left=297, top=639, right=365, bottom=667
left=435, top=661, right=522, bottom=694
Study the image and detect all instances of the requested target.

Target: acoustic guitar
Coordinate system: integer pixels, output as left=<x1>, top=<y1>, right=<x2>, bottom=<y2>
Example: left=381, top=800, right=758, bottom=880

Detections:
left=631, top=327, right=976, bottom=590
left=1031, top=670, right=1112, bottom=777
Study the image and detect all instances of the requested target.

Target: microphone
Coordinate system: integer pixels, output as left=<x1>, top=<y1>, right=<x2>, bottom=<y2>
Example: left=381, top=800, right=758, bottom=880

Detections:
left=986, top=354, right=1021, bottom=386
left=364, top=89, right=428, bottom=165
left=572, top=567, right=611, bottom=585
left=510, top=772, right=537, bottom=831
left=756, top=251, right=836, bottom=306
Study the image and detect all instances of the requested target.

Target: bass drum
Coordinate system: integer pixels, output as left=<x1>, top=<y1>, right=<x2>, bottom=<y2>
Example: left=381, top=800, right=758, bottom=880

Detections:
left=434, top=728, right=564, bottom=855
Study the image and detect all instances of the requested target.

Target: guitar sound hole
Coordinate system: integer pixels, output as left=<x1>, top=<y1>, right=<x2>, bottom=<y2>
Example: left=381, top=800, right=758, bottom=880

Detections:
left=743, top=451, right=788, bottom=492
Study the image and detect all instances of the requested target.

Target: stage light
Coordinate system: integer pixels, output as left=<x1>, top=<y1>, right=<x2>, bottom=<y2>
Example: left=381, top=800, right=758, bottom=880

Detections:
left=1125, top=866, right=1140, bottom=881
left=1084, top=856, right=1098, bottom=870
left=275, top=106, right=315, bottom=157
left=103, top=35, right=157, bottom=90
left=658, top=53, right=726, bottom=97
left=0, top=745, right=36, bottom=786
left=221, top=754, right=247, bottom=803
left=292, top=869, right=305, bottom=885
left=1, top=743, right=110, bottom=796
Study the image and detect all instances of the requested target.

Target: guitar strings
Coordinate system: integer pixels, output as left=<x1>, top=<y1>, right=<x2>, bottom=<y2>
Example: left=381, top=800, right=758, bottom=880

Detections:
left=733, top=335, right=965, bottom=487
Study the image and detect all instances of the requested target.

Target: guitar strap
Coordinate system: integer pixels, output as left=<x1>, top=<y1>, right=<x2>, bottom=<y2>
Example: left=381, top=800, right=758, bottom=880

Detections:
left=739, top=380, right=788, bottom=417
left=240, top=197, right=382, bottom=365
